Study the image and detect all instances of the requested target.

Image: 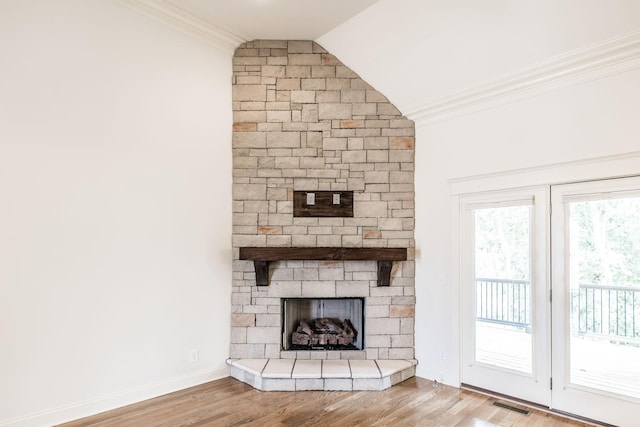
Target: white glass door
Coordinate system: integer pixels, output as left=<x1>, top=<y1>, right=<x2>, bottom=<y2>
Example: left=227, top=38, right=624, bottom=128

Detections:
left=551, top=177, right=640, bottom=427
left=461, top=187, right=550, bottom=405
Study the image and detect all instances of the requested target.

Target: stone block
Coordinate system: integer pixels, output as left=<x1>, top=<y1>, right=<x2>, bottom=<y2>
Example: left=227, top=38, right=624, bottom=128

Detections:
left=267, top=281, right=302, bottom=297
left=261, top=65, right=286, bottom=77
left=336, top=66, right=359, bottom=78
left=324, top=379, right=353, bottom=391
left=367, top=318, right=400, bottom=335
left=382, top=127, right=415, bottom=137
left=377, top=103, right=402, bottom=115
left=315, top=91, right=340, bottom=103
left=319, top=103, right=352, bottom=119
left=288, top=54, right=321, bottom=65
left=266, top=101, right=291, bottom=111
left=291, top=90, right=316, bottom=103
left=233, top=122, right=258, bottom=132
left=233, top=132, right=266, bottom=148
left=366, top=150, right=389, bottom=163
left=366, top=304, right=390, bottom=318
left=352, top=103, right=377, bottom=115
left=311, top=66, right=336, bottom=78
left=301, top=281, right=336, bottom=297
left=302, top=78, right=326, bottom=90
left=354, top=201, right=388, bottom=218
left=253, top=40, right=288, bottom=49
left=341, top=235, right=363, bottom=247
left=388, top=348, right=415, bottom=360
left=286, top=65, right=311, bottom=78
left=234, top=236, right=266, bottom=251
left=322, top=137, right=347, bottom=151
left=391, top=334, right=414, bottom=348
left=276, top=78, right=301, bottom=90
left=364, top=171, right=390, bottom=184
left=352, top=378, right=384, bottom=391
left=389, top=150, right=414, bottom=163
left=230, top=327, right=247, bottom=343
left=266, top=235, right=291, bottom=247
left=318, top=267, right=345, bottom=281
left=233, top=213, right=258, bottom=226
left=256, top=314, right=280, bottom=327
left=233, top=85, right=267, bottom=101
left=321, top=53, right=341, bottom=66
left=342, top=150, right=366, bottom=163
left=270, top=264, right=294, bottom=280
left=390, top=171, right=413, bottom=184
left=294, top=268, right=319, bottom=281
left=365, top=90, right=388, bottom=102
left=292, top=235, right=317, bottom=246
left=233, top=56, right=267, bottom=66
left=288, top=40, right=313, bottom=53
left=267, top=110, right=291, bottom=123
left=301, top=104, right=319, bottom=122
left=341, top=90, right=366, bottom=103
left=267, top=131, right=300, bottom=148
left=326, top=78, right=351, bottom=91
left=366, top=334, right=391, bottom=347
left=363, top=136, right=389, bottom=149
left=246, top=327, right=280, bottom=344
left=265, top=344, right=281, bottom=358
left=261, top=379, right=296, bottom=391
left=389, top=137, right=415, bottom=150
left=296, top=378, right=325, bottom=391
left=233, top=183, right=266, bottom=200
left=399, top=319, right=414, bottom=335
left=231, top=313, right=256, bottom=327
left=390, top=305, right=415, bottom=317
left=229, top=343, right=265, bottom=359
left=336, top=281, right=370, bottom=297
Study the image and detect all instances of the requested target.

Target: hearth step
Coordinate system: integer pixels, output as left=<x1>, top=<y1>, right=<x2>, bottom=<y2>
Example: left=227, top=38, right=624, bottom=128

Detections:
left=227, top=358, right=417, bottom=391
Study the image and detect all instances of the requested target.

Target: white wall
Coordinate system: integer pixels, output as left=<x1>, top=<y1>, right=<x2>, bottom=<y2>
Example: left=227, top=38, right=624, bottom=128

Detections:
left=415, top=67, right=640, bottom=385
left=318, top=0, right=640, bottom=386
left=0, top=1, right=233, bottom=425
left=318, top=0, right=640, bottom=111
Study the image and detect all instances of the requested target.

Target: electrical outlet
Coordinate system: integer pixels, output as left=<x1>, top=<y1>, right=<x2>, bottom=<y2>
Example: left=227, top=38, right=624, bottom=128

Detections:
left=189, top=348, right=199, bottom=363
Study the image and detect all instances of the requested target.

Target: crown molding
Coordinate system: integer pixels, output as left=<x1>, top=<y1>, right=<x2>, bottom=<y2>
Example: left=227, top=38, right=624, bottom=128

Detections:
left=112, top=0, right=246, bottom=54
left=406, top=29, right=640, bottom=127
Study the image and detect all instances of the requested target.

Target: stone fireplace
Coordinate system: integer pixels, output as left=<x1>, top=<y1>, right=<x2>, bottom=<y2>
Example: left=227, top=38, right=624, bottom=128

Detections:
left=229, top=40, right=416, bottom=390
left=282, top=297, right=364, bottom=351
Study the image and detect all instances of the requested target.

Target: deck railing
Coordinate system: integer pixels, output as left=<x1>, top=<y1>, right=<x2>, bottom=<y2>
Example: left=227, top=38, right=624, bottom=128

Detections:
left=571, top=284, right=640, bottom=342
left=476, top=278, right=531, bottom=329
left=476, top=278, right=640, bottom=342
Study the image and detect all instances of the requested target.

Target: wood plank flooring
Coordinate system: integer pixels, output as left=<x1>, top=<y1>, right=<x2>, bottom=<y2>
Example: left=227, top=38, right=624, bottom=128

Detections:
left=59, top=377, right=598, bottom=427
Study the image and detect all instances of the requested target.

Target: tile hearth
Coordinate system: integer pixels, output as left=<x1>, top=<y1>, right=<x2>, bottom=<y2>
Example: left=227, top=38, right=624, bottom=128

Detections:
left=228, top=358, right=417, bottom=391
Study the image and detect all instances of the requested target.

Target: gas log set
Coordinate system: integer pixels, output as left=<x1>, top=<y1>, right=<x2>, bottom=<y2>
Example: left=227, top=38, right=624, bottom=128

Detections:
left=290, top=318, right=357, bottom=350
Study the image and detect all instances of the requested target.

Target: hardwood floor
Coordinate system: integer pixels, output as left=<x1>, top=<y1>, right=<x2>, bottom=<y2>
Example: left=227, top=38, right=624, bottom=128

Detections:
left=60, top=377, right=598, bottom=427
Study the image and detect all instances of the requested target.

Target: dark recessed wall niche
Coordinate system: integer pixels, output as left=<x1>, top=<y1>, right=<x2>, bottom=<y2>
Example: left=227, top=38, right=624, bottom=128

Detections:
left=293, top=191, right=353, bottom=217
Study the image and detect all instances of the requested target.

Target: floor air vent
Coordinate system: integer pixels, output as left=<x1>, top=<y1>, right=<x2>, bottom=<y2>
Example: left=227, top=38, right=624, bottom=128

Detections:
left=492, top=401, right=531, bottom=415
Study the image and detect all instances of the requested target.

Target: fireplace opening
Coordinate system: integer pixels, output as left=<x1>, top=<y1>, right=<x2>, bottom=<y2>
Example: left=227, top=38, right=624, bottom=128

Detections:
left=282, top=298, right=364, bottom=351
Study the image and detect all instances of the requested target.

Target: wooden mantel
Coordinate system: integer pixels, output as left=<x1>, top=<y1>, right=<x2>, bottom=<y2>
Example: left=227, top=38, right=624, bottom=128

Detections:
left=239, top=247, right=408, bottom=287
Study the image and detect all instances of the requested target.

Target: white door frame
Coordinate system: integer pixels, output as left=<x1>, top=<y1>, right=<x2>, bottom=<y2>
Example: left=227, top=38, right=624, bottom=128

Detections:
left=459, top=186, right=550, bottom=405
left=550, top=176, right=640, bottom=427
left=450, top=151, right=640, bottom=422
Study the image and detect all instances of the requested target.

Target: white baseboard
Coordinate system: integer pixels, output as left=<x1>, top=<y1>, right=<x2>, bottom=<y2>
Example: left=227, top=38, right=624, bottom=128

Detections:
left=0, top=365, right=230, bottom=427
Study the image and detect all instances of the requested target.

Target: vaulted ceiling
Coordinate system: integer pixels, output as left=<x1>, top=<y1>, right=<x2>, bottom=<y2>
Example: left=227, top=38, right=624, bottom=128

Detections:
left=121, top=0, right=640, bottom=123
left=162, top=0, right=379, bottom=40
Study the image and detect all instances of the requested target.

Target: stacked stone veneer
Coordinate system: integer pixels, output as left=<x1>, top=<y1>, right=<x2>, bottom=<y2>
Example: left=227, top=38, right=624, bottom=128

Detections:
left=231, top=40, right=415, bottom=361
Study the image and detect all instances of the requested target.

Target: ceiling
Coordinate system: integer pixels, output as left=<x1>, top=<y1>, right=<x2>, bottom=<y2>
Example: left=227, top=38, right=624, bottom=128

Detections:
left=162, top=0, right=380, bottom=41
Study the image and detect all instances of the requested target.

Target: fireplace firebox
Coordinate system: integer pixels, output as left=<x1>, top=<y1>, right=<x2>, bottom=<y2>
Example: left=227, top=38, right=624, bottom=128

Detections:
left=282, top=298, right=364, bottom=351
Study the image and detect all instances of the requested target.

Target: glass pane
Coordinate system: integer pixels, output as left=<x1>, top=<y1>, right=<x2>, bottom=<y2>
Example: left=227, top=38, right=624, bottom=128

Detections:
left=474, top=205, right=532, bottom=373
left=568, top=196, right=640, bottom=399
